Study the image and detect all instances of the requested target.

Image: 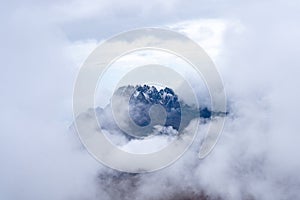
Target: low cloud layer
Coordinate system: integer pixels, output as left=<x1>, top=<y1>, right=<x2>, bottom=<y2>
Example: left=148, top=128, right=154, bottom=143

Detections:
left=1, top=0, right=300, bottom=200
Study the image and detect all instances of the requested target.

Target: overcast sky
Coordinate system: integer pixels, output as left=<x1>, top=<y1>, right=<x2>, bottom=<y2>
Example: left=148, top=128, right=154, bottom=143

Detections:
left=1, top=0, right=300, bottom=200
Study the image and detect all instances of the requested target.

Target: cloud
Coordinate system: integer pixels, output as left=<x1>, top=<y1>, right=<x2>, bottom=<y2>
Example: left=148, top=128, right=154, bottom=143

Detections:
left=87, top=4, right=300, bottom=200
left=2, top=0, right=300, bottom=199
left=0, top=3, right=102, bottom=200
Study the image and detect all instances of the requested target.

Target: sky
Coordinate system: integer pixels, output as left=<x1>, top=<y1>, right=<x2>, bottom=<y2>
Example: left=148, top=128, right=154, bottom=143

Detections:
left=1, top=0, right=300, bottom=199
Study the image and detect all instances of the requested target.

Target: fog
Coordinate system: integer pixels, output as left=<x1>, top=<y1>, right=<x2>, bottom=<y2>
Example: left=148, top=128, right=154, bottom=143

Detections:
left=1, top=0, right=300, bottom=200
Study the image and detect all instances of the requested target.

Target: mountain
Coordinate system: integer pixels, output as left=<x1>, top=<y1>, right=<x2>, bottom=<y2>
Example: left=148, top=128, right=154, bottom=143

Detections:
left=82, top=84, right=228, bottom=139
left=124, top=85, right=182, bottom=130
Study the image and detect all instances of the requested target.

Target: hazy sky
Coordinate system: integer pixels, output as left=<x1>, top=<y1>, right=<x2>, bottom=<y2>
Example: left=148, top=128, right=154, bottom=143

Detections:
left=1, top=0, right=300, bottom=200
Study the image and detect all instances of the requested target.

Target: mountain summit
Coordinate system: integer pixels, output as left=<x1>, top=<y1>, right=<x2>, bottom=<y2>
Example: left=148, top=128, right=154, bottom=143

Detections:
left=127, top=85, right=182, bottom=130
left=85, top=84, right=228, bottom=139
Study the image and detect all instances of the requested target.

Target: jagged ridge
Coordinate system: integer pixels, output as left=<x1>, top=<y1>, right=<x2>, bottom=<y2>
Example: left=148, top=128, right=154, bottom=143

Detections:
left=128, top=85, right=182, bottom=129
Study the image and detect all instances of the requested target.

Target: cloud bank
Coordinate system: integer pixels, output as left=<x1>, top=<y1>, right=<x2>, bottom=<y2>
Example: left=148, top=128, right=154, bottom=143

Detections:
left=1, top=0, right=300, bottom=200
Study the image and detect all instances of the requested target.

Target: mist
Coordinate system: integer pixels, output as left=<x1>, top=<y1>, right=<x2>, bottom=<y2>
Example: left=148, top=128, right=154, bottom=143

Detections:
left=1, top=0, right=300, bottom=200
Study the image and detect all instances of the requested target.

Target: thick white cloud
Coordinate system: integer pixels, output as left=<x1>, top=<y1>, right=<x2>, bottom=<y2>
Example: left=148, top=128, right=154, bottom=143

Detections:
left=0, top=3, right=102, bottom=200
left=1, top=0, right=300, bottom=199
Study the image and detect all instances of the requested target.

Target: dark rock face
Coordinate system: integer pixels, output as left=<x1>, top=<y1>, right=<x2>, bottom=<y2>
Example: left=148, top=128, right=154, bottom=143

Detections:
left=129, top=85, right=181, bottom=130
left=94, top=84, right=227, bottom=138
left=199, top=107, right=212, bottom=119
